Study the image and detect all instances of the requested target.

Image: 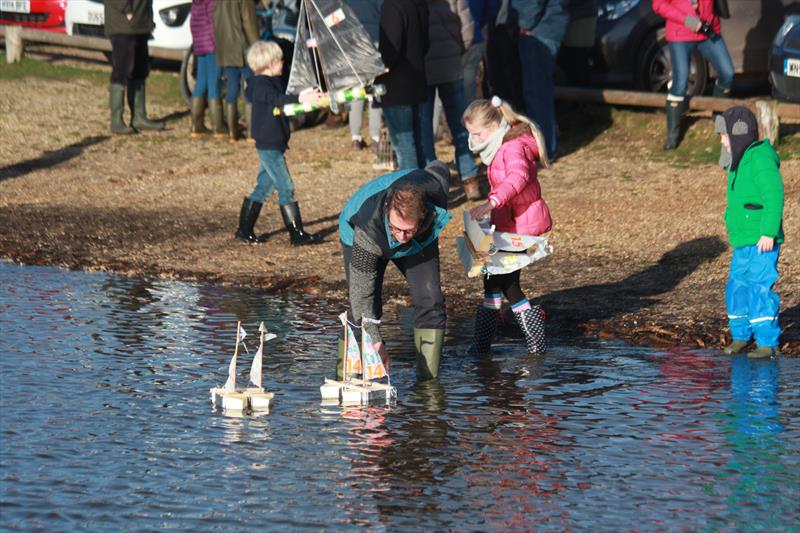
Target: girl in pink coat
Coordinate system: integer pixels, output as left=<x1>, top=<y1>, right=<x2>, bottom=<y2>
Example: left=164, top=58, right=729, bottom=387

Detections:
left=462, top=97, right=552, bottom=355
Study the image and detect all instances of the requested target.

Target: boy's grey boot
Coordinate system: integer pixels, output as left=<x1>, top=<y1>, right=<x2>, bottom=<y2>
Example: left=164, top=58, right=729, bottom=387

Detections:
left=209, top=99, right=227, bottom=138
left=468, top=305, right=498, bottom=355
left=513, top=306, right=546, bottom=354
left=190, top=97, right=210, bottom=137
left=109, top=83, right=135, bottom=135
left=128, top=79, right=165, bottom=131
left=747, top=346, right=777, bottom=359
left=663, top=99, right=686, bottom=150
left=723, top=340, right=748, bottom=355
left=280, top=202, right=319, bottom=245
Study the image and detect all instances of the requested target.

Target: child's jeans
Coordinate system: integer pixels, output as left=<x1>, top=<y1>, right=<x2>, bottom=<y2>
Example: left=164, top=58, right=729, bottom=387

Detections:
left=726, top=244, right=781, bottom=347
left=249, top=149, right=295, bottom=206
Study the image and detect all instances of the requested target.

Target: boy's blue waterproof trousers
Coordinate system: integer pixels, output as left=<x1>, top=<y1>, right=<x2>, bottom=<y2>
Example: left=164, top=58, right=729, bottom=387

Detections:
left=726, top=244, right=781, bottom=348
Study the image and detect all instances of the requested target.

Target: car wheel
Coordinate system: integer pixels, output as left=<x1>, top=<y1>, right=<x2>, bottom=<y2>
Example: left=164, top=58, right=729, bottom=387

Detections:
left=179, top=47, right=196, bottom=105
left=635, top=28, right=708, bottom=96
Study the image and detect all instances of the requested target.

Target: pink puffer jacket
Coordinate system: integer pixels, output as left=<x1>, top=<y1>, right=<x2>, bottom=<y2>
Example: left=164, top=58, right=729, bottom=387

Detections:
left=652, top=0, right=721, bottom=43
left=487, top=131, right=552, bottom=236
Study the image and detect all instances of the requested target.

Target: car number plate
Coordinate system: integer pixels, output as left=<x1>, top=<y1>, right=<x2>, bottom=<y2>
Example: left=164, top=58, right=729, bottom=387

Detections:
left=785, top=58, right=800, bottom=78
left=0, top=0, right=30, bottom=13
left=88, top=11, right=104, bottom=24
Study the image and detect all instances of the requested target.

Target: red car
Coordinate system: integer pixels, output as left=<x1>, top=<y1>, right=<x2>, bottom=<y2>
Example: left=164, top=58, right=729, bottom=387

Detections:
left=0, top=0, right=66, bottom=32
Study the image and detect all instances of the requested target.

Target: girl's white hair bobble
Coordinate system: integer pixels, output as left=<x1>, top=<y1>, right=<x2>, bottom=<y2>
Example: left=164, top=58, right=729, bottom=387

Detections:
left=491, top=95, right=502, bottom=108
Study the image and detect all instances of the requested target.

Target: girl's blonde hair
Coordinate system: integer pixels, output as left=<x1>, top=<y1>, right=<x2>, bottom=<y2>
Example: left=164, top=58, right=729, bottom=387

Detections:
left=247, top=40, right=283, bottom=74
left=462, top=97, right=550, bottom=168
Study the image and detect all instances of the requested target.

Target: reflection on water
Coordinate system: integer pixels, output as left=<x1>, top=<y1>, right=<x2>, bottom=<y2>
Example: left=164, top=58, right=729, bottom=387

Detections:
left=1, top=263, right=799, bottom=531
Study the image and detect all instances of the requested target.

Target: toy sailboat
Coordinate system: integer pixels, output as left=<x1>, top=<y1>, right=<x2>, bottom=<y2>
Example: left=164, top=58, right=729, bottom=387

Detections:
left=210, top=321, right=276, bottom=412
left=456, top=210, right=553, bottom=277
left=320, top=313, right=396, bottom=405
left=283, top=0, right=387, bottom=116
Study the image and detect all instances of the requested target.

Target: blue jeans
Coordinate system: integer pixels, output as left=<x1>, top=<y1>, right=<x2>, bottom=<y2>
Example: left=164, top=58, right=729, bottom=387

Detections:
left=420, top=80, right=478, bottom=180
left=462, top=42, right=485, bottom=104
left=249, top=149, right=295, bottom=206
left=192, top=52, right=222, bottom=99
left=382, top=104, right=425, bottom=170
left=223, top=66, right=253, bottom=104
left=518, top=34, right=557, bottom=160
left=726, top=244, right=781, bottom=347
left=668, top=35, right=734, bottom=97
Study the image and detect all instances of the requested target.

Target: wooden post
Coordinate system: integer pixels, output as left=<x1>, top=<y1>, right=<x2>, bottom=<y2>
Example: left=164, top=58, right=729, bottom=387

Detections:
left=6, top=25, right=23, bottom=63
left=756, top=100, right=779, bottom=145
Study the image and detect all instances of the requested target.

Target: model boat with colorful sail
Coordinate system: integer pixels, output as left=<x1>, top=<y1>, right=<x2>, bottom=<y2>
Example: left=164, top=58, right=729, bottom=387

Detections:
left=456, top=210, right=553, bottom=277
left=320, top=313, right=396, bottom=404
left=210, top=321, right=276, bottom=412
left=283, top=0, right=387, bottom=116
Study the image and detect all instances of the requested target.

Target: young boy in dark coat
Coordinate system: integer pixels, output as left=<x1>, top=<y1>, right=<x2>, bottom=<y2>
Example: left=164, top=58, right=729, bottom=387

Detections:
left=235, top=41, right=323, bottom=245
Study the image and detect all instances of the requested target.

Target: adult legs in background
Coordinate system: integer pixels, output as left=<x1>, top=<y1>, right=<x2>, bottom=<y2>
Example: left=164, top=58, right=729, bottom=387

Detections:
left=518, top=34, right=557, bottom=160
left=383, top=104, right=425, bottom=170
left=462, top=42, right=486, bottom=103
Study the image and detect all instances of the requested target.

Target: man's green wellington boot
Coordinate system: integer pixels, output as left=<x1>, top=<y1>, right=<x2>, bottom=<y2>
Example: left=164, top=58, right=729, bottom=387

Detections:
left=723, top=340, right=748, bottom=355
left=128, top=79, right=165, bottom=131
left=109, top=83, right=135, bottom=134
left=414, top=328, right=444, bottom=380
left=747, top=346, right=777, bottom=359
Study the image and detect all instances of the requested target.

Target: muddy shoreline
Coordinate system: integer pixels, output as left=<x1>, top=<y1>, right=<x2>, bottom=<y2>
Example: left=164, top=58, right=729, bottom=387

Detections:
left=1, top=73, right=798, bottom=355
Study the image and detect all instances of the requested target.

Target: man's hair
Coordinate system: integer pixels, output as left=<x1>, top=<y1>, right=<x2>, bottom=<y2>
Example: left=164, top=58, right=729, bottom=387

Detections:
left=386, top=186, right=426, bottom=222
left=247, top=41, right=283, bottom=73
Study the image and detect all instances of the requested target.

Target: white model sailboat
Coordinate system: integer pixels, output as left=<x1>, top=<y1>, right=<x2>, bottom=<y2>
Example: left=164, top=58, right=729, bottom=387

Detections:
left=210, top=321, right=276, bottom=412
left=320, top=313, right=396, bottom=404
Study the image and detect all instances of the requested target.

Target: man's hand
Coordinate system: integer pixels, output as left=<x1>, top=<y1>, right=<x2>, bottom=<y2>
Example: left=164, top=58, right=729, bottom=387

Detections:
left=757, top=235, right=775, bottom=253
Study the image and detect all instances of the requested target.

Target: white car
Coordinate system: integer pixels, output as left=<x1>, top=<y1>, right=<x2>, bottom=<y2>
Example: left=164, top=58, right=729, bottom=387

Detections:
left=64, top=0, right=192, bottom=50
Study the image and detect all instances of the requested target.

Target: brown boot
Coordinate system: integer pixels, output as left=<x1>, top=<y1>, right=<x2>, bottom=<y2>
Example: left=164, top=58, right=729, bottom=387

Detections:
left=462, top=176, right=485, bottom=200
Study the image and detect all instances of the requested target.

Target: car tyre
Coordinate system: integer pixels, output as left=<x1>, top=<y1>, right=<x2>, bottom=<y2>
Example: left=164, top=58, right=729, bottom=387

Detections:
left=635, top=28, right=708, bottom=96
left=180, top=47, right=196, bottom=105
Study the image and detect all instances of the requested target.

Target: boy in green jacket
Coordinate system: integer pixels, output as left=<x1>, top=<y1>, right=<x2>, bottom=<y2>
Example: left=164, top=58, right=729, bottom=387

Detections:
left=715, top=106, right=784, bottom=357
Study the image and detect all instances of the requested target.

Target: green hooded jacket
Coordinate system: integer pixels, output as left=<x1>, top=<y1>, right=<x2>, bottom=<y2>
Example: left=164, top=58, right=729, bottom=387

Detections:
left=724, top=140, right=785, bottom=249
left=104, top=0, right=154, bottom=36
left=213, top=0, right=260, bottom=68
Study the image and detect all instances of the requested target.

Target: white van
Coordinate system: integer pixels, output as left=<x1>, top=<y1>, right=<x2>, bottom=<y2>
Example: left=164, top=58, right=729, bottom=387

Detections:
left=64, top=0, right=192, bottom=50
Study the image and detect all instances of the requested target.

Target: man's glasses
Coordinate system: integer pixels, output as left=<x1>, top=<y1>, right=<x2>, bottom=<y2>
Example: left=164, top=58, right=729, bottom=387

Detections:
left=388, top=221, right=418, bottom=237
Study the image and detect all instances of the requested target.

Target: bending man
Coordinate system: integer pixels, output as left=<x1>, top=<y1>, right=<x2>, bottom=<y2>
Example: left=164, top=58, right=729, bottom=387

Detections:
left=338, top=161, right=452, bottom=380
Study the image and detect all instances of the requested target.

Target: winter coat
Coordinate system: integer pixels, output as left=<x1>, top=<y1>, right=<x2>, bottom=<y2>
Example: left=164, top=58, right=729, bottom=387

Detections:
left=214, top=0, right=259, bottom=67
left=104, top=0, right=154, bottom=36
left=347, top=0, right=383, bottom=44
left=487, top=127, right=552, bottom=236
left=424, top=0, right=474, bottom=85
left=724, top=140, right=784, bottom=249
left=375, top=0, right=430, bottom=106
left=509, top=0, right=569, bottom=55
left=246, top=75, right=299, bottom=151
left=652, top=0, right=721, bottom=43
left=191, top=0, right=216, bottom=55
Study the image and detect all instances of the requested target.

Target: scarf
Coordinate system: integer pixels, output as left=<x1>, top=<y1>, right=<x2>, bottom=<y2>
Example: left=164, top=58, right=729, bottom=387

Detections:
left=469, top=119, right=510, bottom=165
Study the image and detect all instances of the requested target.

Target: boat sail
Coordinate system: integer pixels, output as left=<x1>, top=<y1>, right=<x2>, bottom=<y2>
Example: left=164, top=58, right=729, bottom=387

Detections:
left=283, top=0, right=387, bottom=116
left=210, top=321, right=276, bottom=412
left=320, top=313, right=396, bottom=404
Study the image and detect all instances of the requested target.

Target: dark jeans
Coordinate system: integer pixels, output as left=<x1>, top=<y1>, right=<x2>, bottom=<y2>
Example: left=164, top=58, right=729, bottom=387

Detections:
left=486, top=23, right=524, bottom=111
left=518, top=34, right=558, bottom=160
left=483, top=269, right=525, bottom=306
left=382, top=104, right=425, bottom=170
left=223, top=66, right=253, bottom=104
left=420, top=80, right=478, bottom=181
left=109, top=34, right=150, bottom=84
left=668, top=35, right=734, bottom=97
left=342, top=240, right=446, bottom=336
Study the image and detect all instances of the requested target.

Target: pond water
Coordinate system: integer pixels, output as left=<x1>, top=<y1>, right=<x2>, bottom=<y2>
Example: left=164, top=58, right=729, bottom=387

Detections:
left=1, top=262, right=798, bottom=531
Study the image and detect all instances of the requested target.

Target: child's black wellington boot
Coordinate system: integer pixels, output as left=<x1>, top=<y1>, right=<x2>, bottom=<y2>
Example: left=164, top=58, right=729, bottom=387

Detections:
left=280, top=202, right=319, bottom=245
left=468, top=305, right=498, bottom=355
left=513, top=305, right=546, bottom=355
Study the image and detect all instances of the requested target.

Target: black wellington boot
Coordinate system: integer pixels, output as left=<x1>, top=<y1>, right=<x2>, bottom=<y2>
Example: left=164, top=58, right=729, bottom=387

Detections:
left=513, top=305, right=546, bottom=354
left=280, top=202, right=319, bottom=245
left=467, top=305, right=498, bottom=355
left=226, top=102, right=240, bottom=143
left=235, top=197, right=268, bottom=243
left=128, top=79, right=165, bottom=131
left=662, top=98, right=686, bottom=150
